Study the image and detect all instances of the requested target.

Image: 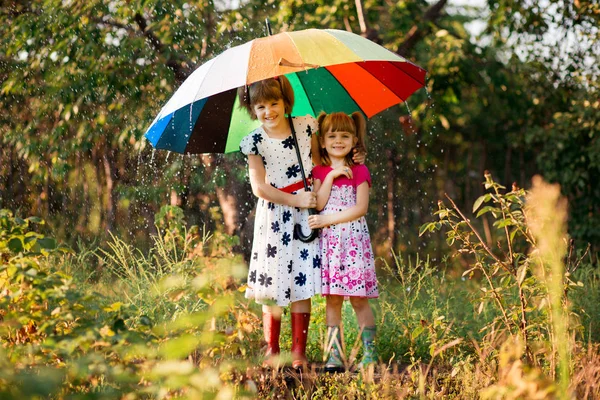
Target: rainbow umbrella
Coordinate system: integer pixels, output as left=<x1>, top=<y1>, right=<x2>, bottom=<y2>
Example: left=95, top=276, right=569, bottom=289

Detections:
left=145, top=28, right=426, bottom=154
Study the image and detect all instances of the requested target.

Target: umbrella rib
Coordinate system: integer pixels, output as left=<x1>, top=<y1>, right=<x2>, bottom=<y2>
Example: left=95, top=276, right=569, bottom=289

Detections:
left=354, top=61, right=406, bottom=101
left=389, top=61, right=427, bottom=88
left=322, top=66, right=367, bottom=116
left=355, top=61, right=425, bottom=101
left=283, top=31, right=307, bottom=72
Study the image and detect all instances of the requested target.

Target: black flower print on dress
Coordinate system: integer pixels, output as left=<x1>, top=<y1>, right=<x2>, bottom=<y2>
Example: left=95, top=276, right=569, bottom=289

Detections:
left=286, top=164, right=301, bottom=179
left=267, top=244, right=277, bottom=258
left=306, top=125, right=313, bottom=137
left=271, top=221, right=280, bottom=233
left=241, top=117, right=322, bottom=307
left=295, top=272, right=307, bottom=286
left=282, top=137, right=294, bottom=149
left=300, top=249, right=309, bottom=260
left=313, top=255, right=321, bottom=269
left=259, top=273, right=273, bottom=287
left=282, top=210, right=292, bottom=223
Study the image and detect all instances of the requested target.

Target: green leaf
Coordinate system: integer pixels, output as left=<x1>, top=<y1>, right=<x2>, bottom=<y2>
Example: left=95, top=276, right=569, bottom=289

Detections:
left=104, top=302, right=124, bottom=312
left=476, top=206, right=500, bottom=218
left=8, top=237, right=23, bottom=253
left=26, top=216, right=44, bottom=224
left=493, top=219, right=514, bottom=228
left=473, top=194, right=491, bottom=213
left=37, top=238, right=57, bottom=250
left=113, top=318, right=127, bottom=332
left=411, top=325, right=424, bottom=340
left=14, top=217, right=26, bottom=226
left=159, top=334, right=202, bottom=359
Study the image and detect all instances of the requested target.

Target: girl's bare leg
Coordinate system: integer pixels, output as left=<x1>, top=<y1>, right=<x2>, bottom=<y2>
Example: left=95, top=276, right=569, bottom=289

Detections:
left=326, top=295, right=344, bottom=326
left=290, top=298, right=311, bottom=313
left=349, top=297, right=375, bottom=327
left=262, top=305, right=284, bottom=318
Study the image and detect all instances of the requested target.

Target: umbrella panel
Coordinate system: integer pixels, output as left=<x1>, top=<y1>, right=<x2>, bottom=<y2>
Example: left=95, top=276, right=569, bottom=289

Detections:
left=149, top=62, right=425, bottom=154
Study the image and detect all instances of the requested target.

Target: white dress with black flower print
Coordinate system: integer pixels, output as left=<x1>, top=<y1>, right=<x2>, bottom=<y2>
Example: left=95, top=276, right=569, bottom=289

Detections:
left=240, top=115, right=322, bottom=306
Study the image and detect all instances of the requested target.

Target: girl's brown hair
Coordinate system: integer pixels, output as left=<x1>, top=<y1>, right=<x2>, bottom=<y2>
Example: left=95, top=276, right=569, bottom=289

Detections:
left=317, top=111, right=367, bottom=167
left=237, top=76, right=295, bottom=119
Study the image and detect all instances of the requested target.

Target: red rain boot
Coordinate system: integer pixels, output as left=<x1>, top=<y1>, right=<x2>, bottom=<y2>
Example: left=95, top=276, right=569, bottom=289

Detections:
left=291, top=312, right=311, bottom=370
left=262, top=312, right=281, bottom=368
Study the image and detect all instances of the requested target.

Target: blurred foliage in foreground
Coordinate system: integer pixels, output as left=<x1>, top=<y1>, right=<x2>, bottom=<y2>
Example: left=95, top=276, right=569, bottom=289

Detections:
left=1, top=175, right=599, bottom=398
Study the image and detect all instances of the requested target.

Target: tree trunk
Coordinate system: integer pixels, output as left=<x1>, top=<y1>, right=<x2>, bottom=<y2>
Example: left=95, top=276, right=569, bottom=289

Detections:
left=504, top=145, right=512, bottom=188
left=386, top=148, right=397, bottom=252
left=478, top=139, right=487, bottom=197
left=200, top=154, right=253, bottom=236
left=80, top=153, right=90, bottom=232
left=519, top=146, right=525, bottom=189
left=4, top=147, right=14, bottom=208
left=102, top=152, right=116, bottom=232
left=465, top=145, right=473, bottom=210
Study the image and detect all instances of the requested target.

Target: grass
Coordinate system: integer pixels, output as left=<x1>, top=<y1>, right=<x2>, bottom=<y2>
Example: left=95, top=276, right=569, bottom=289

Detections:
left=2, top=177, right=600, bottom=398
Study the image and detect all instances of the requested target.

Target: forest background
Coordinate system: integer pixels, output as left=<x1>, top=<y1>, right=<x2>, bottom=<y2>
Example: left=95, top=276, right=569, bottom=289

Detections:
left=1, top=0, right=598, bottom=260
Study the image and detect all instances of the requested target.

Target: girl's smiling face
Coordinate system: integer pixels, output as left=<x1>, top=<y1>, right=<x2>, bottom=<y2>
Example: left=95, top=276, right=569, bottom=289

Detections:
left=322, top=129, right=357, bottom=159
left=253, top=98, right=286, bottom=131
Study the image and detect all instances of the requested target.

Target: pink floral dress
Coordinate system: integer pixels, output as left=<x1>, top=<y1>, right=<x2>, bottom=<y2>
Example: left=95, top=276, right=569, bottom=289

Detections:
left=312, top=165, right=379, bottom=298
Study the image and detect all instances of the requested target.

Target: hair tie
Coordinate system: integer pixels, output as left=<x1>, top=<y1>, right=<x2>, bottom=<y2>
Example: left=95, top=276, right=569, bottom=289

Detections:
left=273, top=76, right=279, bottom=81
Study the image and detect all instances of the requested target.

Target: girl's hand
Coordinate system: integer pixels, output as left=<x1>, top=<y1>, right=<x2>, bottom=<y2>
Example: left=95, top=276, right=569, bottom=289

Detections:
left=330, top=166, right=353, bottom=179
left=308, top=214, right=330, bottom=229
left=352, top=148, right=366, bottom=165
left=295, top=191, right=317, bottom=209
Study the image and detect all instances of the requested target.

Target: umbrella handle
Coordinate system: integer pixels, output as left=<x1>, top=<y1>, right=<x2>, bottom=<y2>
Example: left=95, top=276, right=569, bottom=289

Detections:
left=295, top=208, right=320, bottom=243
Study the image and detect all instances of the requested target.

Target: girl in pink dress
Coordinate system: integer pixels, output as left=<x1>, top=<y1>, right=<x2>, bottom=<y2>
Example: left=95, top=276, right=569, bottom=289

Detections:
left=308, top=112, right=379, bottom=372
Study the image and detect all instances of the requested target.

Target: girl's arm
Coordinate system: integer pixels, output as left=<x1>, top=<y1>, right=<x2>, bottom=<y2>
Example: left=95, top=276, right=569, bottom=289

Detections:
left=248, top=155, right=316, bottom=209
left=308, top=181, right=369, bottom=228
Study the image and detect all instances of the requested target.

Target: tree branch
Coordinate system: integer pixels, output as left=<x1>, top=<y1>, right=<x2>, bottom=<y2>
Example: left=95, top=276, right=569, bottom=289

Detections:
left=444, top=193, right=513, bottom=275
left=355, top=0, right=368, bottom=34
left=397, top=0, right=448, bottom=56
left=133, top=13, right=192, bottom=83
left=354, top=0, right=381, bottom=43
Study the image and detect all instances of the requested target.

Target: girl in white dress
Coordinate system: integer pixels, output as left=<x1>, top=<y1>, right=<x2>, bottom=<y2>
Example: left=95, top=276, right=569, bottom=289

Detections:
left=238, top=76, right=320, bottom=369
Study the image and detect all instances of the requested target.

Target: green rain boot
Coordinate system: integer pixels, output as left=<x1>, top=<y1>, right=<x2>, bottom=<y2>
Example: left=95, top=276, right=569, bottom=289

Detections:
left=359, top=326, right=377, bottom=369
left=324, top=326, right=345, bottom=373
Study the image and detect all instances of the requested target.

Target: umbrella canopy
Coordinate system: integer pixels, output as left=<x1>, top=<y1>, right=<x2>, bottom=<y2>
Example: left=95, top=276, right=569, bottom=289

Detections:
left=145, top=28, right=426, bottom=155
